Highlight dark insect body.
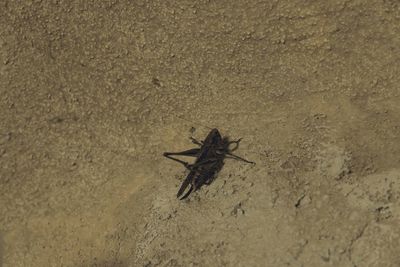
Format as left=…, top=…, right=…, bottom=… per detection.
left=163, top=128, right=254, bottom=200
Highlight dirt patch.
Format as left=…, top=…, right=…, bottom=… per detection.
left=1, top=0, right=400, bottom=266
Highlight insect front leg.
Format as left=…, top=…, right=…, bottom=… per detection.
left=190, top=137, right=204, bottom=146
left=227, top=138, right=243, bottom=152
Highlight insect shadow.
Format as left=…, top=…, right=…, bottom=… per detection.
left=163, top=128, right=255, bottom=200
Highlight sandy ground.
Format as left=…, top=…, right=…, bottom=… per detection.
left=1, top=0, right=400, bottom=266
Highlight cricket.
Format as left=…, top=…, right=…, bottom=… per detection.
left=163, top=128, right=255, bottom=200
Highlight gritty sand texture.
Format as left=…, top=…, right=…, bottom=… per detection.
left=1, top=0, right=400, bottom=266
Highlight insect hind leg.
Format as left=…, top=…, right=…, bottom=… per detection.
left=178, top=185, right=193, bottom=200
left=163, top=148, right=200, bottom=169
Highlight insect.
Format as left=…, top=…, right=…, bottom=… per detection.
left=163, top=128, right=255, bottom=200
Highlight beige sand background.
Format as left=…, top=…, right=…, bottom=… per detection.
left=1, top=0, right=400, bottom=266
